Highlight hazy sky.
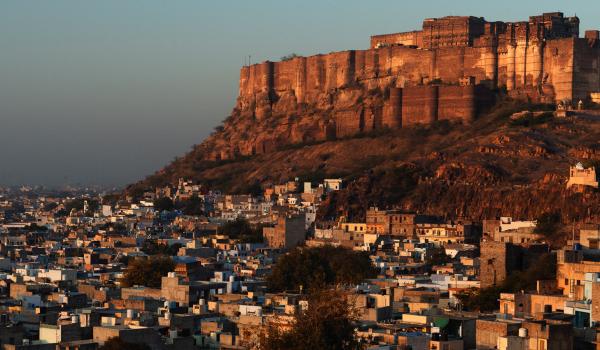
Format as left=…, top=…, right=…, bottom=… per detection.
left=1, top=1, right=598, bottom=187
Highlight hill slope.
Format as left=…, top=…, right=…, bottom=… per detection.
left=128, top=101, right=600, bottom=222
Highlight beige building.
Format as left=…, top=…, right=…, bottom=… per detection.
left=556, top=249, right=600, bottom=298
left=567, top=163, right=599, bottom=189
left=263, top=213, right=306, bottom=249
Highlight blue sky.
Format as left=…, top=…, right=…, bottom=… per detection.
left=0, top=0, right=597, bottom=187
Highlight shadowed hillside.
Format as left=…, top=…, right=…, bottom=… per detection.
left=127, top=100, right=600, bottom=223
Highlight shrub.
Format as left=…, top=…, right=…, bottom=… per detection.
left=261, top=289, right=361, bottom=350
left=267, top=246, right=376, bottom=292
left=121, top=256, right=174, bottom=288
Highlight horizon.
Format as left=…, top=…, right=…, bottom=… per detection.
left=1, top=0, right=598, bottom=187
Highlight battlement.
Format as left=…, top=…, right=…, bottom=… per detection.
left=421, top=16, right=486, bottom=49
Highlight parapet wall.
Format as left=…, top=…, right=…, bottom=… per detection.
left=370, top=31, right=423, bottom=48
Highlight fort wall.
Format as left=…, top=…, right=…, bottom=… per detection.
left=402, top=86, right=438, bottom=126
left=211, top=12, right=600, bottom=160
left=438, top=85, right=476, bottom=122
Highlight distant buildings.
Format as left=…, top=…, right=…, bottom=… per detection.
left=3, top=160, right=600, bottom=350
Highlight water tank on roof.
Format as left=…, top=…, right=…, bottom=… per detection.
left=519, top=328, right=528, bottom=338
left=71, top=315, right=79, bottom=324
left=126, top=309, right=135, bottom=319
left=574, top=243, right=582, bottom=251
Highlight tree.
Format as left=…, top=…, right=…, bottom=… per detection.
left=239, top=181, right=263, bottom=197
left=142, top=240, right=183, bottom=256
left=219, top=218, right=264, bottom=242
left=99, top=337, right=151, bottom=350
left=101, top=193, right=121, bottom=206
left=281, top=53, right=300, bottom=61
left=267, top=246, right=376, bottom=292
left=175, top=195, right=204, bottom=215
left=154, top=197, right=174, bottom=212
left=455, top=286, right=502, bottom=312
left=425, top=246, right=450, bottom=266
left=121, top=256, right=175, bottom=288
left=64, top=198, right=99, bottom=216
left=534, top=212, right=565, bottom=248
left=261, top=289, right=361, bottom=350
left=534, top=212, right=561, bottom=238
left=43, top=202, right=59, bottom=212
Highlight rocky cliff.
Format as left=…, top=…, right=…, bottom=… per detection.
left=130, top=100, right=600, bottom=223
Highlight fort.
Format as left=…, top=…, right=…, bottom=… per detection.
left=209, top=12, right=600, bottom=160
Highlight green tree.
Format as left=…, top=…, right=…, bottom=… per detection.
left=261, top=289, right=362, bottom=350
left=267, top=246, right=376, bottom=292
left=121, top=256, right=175, bottom=288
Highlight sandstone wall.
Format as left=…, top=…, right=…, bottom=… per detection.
left=402, top=86, right=438, bottom=126
left=382, top=87, right=402, bottom=128
left=573, top=38, right=600, bottom=101
left=213, top=13, right=600, bottom=161
left=370, top=31, right=423, bottom=48
left=438, top=85, right=476, bottom=122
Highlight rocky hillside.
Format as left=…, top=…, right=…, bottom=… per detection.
left=128, top=98, right=600, bottom=223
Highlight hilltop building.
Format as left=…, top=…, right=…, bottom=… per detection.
left=567, top=162, right=599, bottom=189
left=211, top=12, right=600, bottom=161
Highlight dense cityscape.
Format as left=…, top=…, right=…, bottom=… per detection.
left=4, top=4, right=600, bottom=350
left=0, top=168, right=598, bottom=349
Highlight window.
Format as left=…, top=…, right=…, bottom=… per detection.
left=538, top=339, right=547, bottom=350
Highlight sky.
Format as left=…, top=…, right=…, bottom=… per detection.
left=1, top=1, right=598, bottom=187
